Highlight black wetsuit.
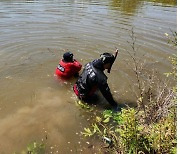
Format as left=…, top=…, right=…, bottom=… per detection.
left=74, top=59, right=117, bottom=107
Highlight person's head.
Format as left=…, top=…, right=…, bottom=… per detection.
left=63, top=52, right=74, bottom=62
left=100, top=53, right=115, bottom=72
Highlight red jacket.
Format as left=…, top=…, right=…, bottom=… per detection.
left=55, top=59, right=82, bottom=78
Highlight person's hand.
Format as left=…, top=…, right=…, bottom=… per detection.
left=112, top=104, right=121, bottom=112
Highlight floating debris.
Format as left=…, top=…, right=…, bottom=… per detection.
left=103, top=136, right=112, bottom=145
left=5, top=76, right=12, bottom=79
left=165, top=33, right=169, bottom=36
left=86, top=142, right=90, bottom=145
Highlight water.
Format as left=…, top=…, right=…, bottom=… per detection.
left=0, top=0, right=176, bottom=153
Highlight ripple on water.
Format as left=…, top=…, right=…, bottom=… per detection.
left=0, top=0, right=176, bottom=153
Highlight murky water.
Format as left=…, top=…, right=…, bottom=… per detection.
left=0, top=0, right=176, bottom=153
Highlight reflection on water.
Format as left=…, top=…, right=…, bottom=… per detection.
left=110, top=0, right=143, bottom=15
left=110, top=0, right=176, bottom=15
left=148, top=0, right=177, bottom=6
left=0, top=0, right=176, bottom=153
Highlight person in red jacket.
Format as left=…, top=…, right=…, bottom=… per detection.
left=55, top=52, right=82, bottom=79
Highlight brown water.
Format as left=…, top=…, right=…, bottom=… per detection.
left=0, top=0, right=176, bottom=153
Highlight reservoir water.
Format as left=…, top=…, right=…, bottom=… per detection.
left=0, top=0, right=176, bottom=153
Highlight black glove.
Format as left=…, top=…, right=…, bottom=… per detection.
left=112, top=104, right=121, bottom=112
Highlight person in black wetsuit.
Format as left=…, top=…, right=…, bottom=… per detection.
left=73, top=51, right=119, bottom=109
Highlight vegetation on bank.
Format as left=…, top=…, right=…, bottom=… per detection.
left=16, top=31, right=176, bottom=154
left=81, top=30, right=177, bottom=154
left=17, top=142, right=45, bottom=154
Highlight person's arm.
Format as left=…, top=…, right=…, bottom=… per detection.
left=72, top=59, right=82, bottom=72
left=66, top=60, right=81, bottom=77
left=99, top=82, right=118, bottom=107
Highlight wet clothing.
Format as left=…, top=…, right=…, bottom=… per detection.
left=55, top=59, right=82, bottom=78
left=73, top=59, right=117, bottom=107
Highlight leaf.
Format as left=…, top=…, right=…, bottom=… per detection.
left=92, top=123, right=101, bottom=134
left=103, top=110, right=113, bottom=118
left=82, top=128, right=94, bottom=137
left=115, top=128, right=121, bottom=133
left=96, top=116, right=102, bottom=123
left=26, top=142, right=45, bottom=154
left=76, top=101, right=92, bottom=110
left=102, top=128, right=106, bottom=134
left=138, top=125, right=144, bottom=131
left=103, top=117, right=110, bottom=123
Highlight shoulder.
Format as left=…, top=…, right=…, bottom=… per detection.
left=73, top=59, right=81, bottom=64
left=83, top=62, right=97, bottom=82
left=59, top=59, right=67, bottom=66
left=90, top=64, right=107, bottom=84
left=96, top=70, right=107, bottom=85
left=73, top=60, right=82, bottom=67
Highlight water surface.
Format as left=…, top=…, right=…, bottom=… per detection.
left=0, top=0, right=176, bottom=153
